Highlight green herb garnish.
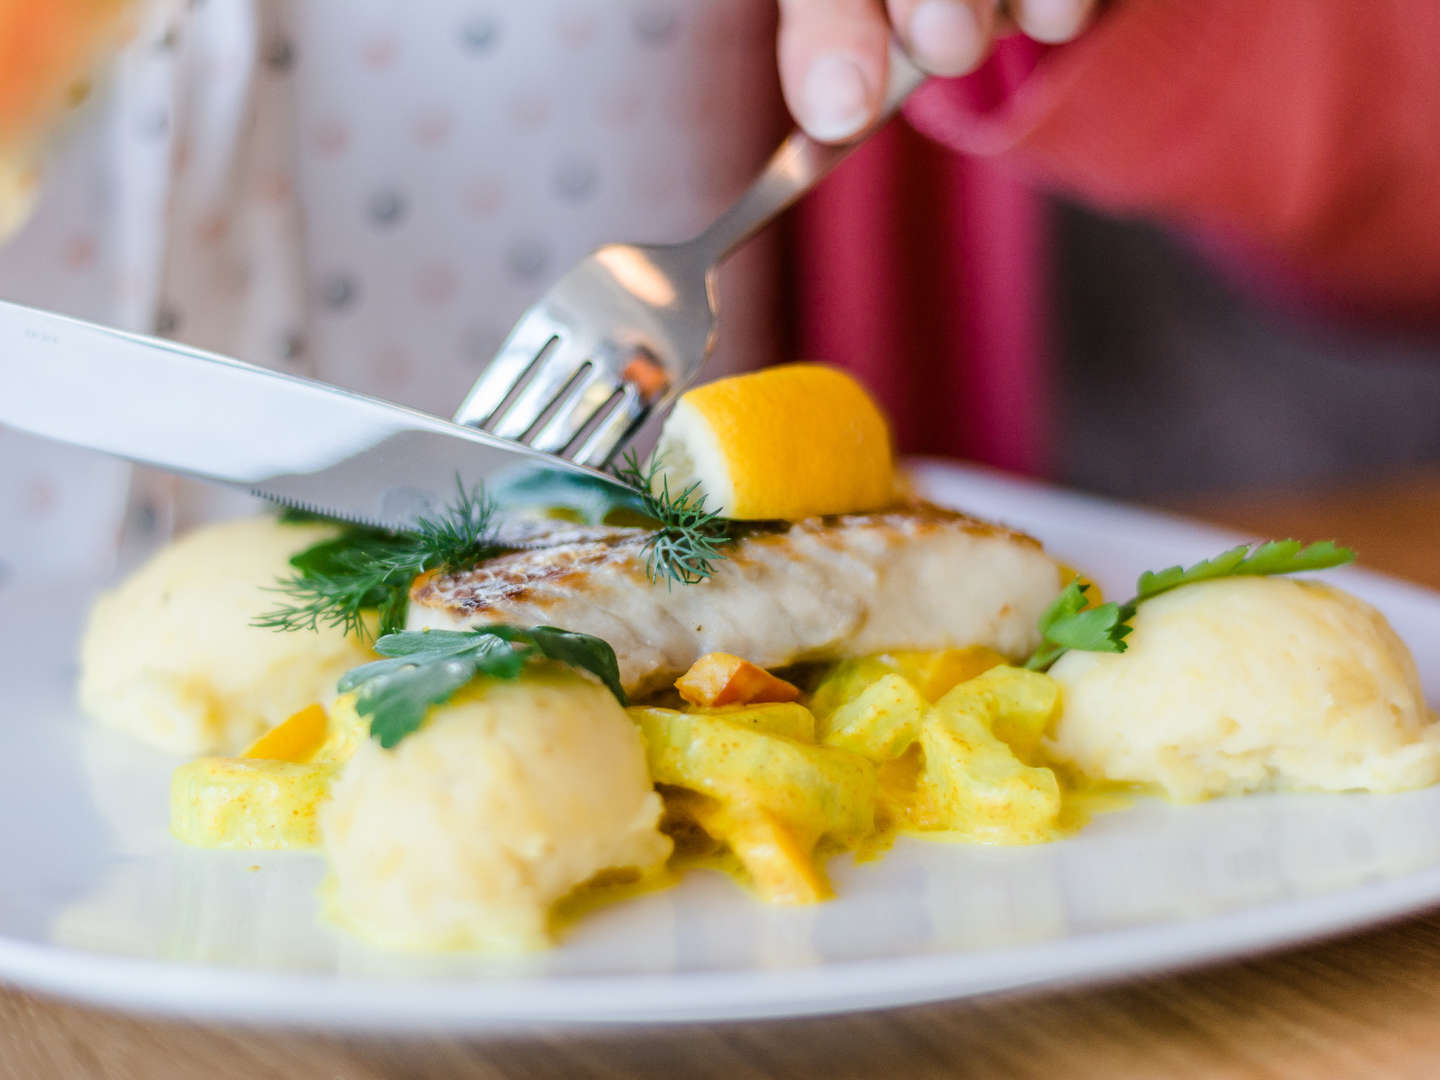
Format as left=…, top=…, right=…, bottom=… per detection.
left=338, top=625, right=626, bottom=747
left=611, top=451, right=734, bottom=587
left=258, top=456, right=735, bottom=643
left=1024, top=539, right=1356, bottom=671
left=255, top=481, right=502, bottom=639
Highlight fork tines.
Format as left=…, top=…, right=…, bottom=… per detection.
left=453, top=315, right=656, bottom=468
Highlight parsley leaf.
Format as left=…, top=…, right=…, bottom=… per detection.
left=517, top=625, right=626, bottom=704
left=1025, top=539, right=1355, bottom=671
left=1038, top=579, right=1091, bottom=631
left=1135, top=539, right=1356, bottom=601
left=1024, top=582, right=1127, bottom=671
left=337, top=625, right=627, bottom=748
left=1043, top=601, right=1129, bottom=651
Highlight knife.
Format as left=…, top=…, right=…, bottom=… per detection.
left=0, top=299, right=625, bottom=530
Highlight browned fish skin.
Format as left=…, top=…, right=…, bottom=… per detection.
left=409, top=503, right=1062, bottom=698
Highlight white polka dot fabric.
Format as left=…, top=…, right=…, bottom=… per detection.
left=0, top=0, right=784, bottom=577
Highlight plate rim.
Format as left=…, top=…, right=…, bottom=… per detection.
left=4, top=862, right=1440, bottom=1031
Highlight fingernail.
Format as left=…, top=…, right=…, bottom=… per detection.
left=909, top=0, right=985, bottom=76
left=802, top=54, right=870, bottom=141
left=1017, top=0, right=1092, bottom=43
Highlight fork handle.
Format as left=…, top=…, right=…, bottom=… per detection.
left=690, top=40, right=928, bottom=267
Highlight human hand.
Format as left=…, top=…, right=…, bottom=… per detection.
left=777, top=0, right=1097, bottom=141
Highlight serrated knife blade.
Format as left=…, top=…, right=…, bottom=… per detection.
left=0, top=299, right=624, bottom=529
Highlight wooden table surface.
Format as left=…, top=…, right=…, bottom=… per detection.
left=5, top=470, right=1439, bottom=1080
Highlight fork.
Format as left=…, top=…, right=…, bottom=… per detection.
left=453, top=43, right=927, bottom=469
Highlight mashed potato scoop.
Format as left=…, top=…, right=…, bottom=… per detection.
left=79, top=517, right=374, bottom=756
left=1048, top=577, right=1439, bottom=800
left=321, top=667, right=670, bottom=952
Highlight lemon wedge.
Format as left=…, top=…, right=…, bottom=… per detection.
left=651, top=364, right=895, bottom=521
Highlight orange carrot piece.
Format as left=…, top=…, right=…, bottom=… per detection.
left=675, top=652, right=801, bottom=708
left=244, top=703, right=328, bottom=762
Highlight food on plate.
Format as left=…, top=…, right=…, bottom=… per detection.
left=167, top=623, right=632, bottom=854
left=319, top=668, right=669, bottom=952
left=635, top=703, right=878, bottom=902
left=171, top=635, right=1073, bottom=908
left=648, top=363, right=894, bottom=520
left=674, top=652, right=801, bottom=707
left=1048, top=577, right=1439, bottom=800
left=171, top=755, right=338, bottom=849
left=78, top=363, right=1435, bottom=954
left=818, top=672, right=931, bottom=759
left=626, top=657, right=1067, bottom=902
left=809, top=646, right=1008, bottom=723
left=809, top=659, right=1063, bottom=842
left=241, top=702, right=329, bottom=762
left=408, top=504, right=1063, bottom=699
left=889, top=667, right=1063, bottom=842
left=78, top=517, right=374, bottom=755
left=169, top=697, right=369, bottom=849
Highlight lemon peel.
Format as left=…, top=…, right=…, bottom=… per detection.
left=652, top=364, right=895, bottom=521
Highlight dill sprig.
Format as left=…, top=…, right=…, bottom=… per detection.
left=612, top=451, right=734, bottom=587
left=254, top=480, right=502, bottom=640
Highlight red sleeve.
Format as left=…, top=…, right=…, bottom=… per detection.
left=905, top=1, right=1440, bottom=318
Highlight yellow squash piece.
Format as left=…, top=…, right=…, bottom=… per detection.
left=631, top=702, right=818, bottom=742
left=633, top=708, right=875, bottom=845
left=894, top=647, right=1009, bottom=702
left=958, top=666, right=1061, bottom=764
left=809, top=647, right=1007, bottom=721
left=171, top=757, right=338, bottom=849
left=705, top=702, right=818, bottom=742
left=719, top=812, right=831, bottom=904
left=807, top=657, right=898, bottom=724
left=172, top=693, right=374, bottom=850
left=665, top=789, right=830, bottom=905
left=818, top=674, right=927, bottom=760
left=705, top=702, right=820, bottom=741
left=895, top=670, right=1063, bottom=844
left=632, top=706, right=875, bottom=901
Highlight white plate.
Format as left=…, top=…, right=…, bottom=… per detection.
left=3, top=461, right=1439, bottom=1033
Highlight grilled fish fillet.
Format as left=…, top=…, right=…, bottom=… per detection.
left=408, top=503, right=1062, bottom=699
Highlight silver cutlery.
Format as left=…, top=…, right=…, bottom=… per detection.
left=453, top=43, right=926, bottom=467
